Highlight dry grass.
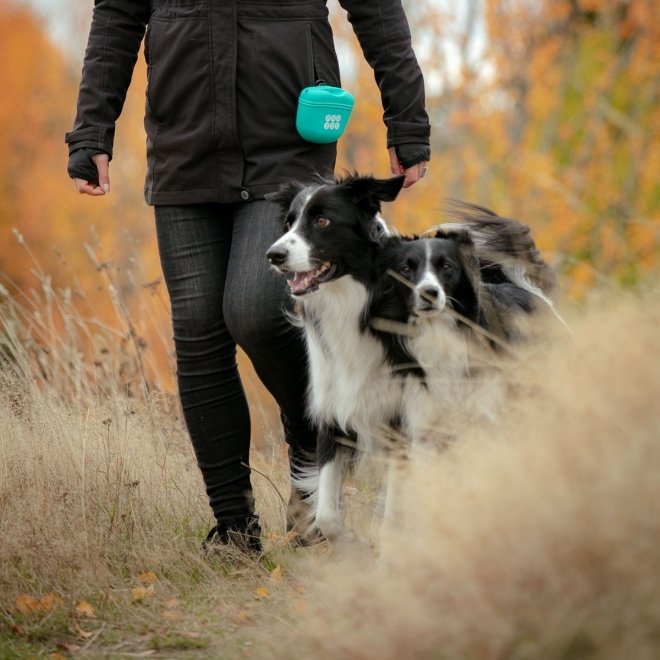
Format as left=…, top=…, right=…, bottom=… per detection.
left=259, top=286, right=660, bottom=660
left=1, top=266, right=659, bottom=658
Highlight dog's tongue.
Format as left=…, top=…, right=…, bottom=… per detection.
left=289, top=271, right=314, bottom=295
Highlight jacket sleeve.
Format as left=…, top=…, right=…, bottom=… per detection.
left=338, top=0, right=430, bottom=148
left=65, top=0, right=150, bottom=157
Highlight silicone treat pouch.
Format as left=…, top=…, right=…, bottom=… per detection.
left=296, top=84, right=355, bottom=144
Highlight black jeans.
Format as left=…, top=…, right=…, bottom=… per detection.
left=155, top=201, right=315, bottom=524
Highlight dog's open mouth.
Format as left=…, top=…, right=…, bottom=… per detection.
left=289, top=261, right=337, bottom=295
left=414, top=306, right=442, bottom=318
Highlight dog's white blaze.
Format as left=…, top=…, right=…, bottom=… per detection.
left=303, top=276, right=402, bottom=449
left=269, top=226, right=314, bottom=271
left=413, top=241, right=446, bottom=313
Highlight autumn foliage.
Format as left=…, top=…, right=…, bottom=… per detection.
left=0, top=0, right=658, bottom=387
left=336, top=0, right=659, bottom=297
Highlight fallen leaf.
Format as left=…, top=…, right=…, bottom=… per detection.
left=138, top=570, right=158, bottom=585
left=254, top=586, right=269, bottom=600
left=270, top=564, right=283, bottom=582
left=15, top=594, right=39, bottom=615
left=75, top=600, right=96, bottom=618
left=38, top=593, right=62, bottom=612
left=131, top=586, right=149, bottom=603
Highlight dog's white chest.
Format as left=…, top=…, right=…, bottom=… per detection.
left=302, top=277, right=401, bottom=441
left=402, top=318, right=470, bottom=442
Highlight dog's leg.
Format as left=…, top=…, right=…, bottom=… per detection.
left=314, top=428, right=354, bottom=543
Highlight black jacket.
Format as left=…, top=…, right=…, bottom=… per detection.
left=66, top=0, right=430, bottom=205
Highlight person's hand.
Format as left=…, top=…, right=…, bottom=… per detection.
left=388, top=146, right=429, bottom=189
left=69, top=150, right=110, bottom=196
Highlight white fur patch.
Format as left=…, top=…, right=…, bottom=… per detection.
left=302, top=276, right=402, bottom=453
left=268, top=226, right=314, bottom=272
left=402, top=315, right=505, bottom=445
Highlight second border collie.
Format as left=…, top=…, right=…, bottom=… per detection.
left=371, top=220, right=559, bottom=446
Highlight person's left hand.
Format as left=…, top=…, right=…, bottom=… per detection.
left=388, top=146, right=429, bottom=188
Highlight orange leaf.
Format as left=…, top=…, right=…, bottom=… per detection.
left=75, top=601, right=96, bottom=618
left=138, top=570, right=157, bottom=585
left=15, top=594, right=39, bottom=615
left=254, top=586, right=269, bottom=600
left=38, top=593, right=62, bottom=612
left=131, top=586, right=148, bottom=603
left=270, top=564, right=283, bottom=583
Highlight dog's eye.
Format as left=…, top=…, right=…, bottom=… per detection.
left=400, top=265, right=412, bottom=276
left=442, top=263, right=454, bottom=271
left=315, top=216, right=331, bottom=228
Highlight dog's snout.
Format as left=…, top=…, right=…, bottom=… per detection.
left=420, top=286, right=440, bottom=301
left=267, top=246, right=288, bottom=266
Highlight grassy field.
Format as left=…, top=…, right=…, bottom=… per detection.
left=1, top=277, right=659, bottom=659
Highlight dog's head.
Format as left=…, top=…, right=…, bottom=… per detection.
left=376, top=230, right=481, bottom=321
left=266, top=174, right=405, bottom=297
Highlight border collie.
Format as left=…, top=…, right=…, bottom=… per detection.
left=267, top=175, right=560, bottom=544
left=370, top=216, right=560, bottom=446
left=266, top=174, right=406, bottom=543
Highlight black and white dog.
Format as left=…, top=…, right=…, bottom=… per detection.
left=371, top=214, right=559, bottom=446
left=267, top=175, right=407, bottom=542
left=267, top=175, right=559, bottom=543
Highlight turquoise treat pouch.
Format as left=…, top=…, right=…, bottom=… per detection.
left=296, top=84, right=355, bottom=144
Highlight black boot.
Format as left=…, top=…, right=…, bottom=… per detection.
left=202, top=514, right=262, bottom=556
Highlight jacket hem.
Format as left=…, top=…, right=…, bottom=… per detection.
left=146, top=184, right=284, bottom=206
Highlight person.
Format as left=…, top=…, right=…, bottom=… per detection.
left=66, top=0, right=430, bottom=554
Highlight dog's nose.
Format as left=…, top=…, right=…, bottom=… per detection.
left=267, top=246, right=288, bottom=266
left=420, top=286, right=440, bottom=301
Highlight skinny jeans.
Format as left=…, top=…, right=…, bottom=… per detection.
left=155, top=201, right=315, bottom=524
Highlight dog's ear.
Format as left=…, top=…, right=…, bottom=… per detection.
left=340, top=175, right=405, bottom=215
left=265, top=180, right=307, bottom=211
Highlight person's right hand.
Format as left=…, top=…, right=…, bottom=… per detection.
left=66, top=147, right=110, bottom=197
left=74, top=152, right=110, bottom=195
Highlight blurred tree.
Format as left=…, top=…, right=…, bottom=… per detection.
left=335, top=0, right=658, bottom=296
left=0, top=3, right=169, bottom=388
